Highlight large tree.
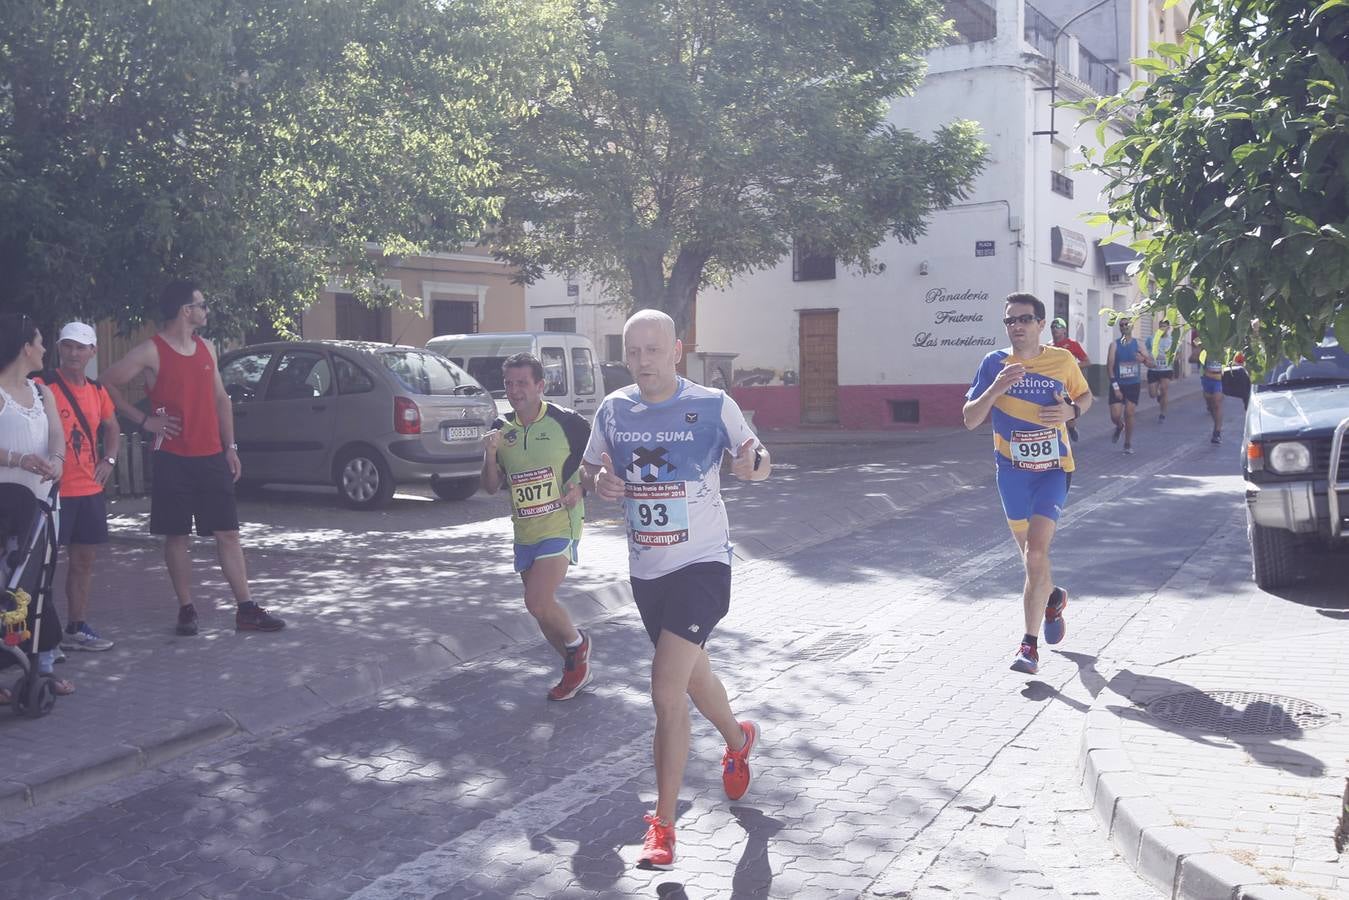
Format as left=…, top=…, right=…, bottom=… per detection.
left=1077, top=0, right=1349, bottom=368
left=0, top=0, right=569, bottom=337
left=492, top=0, right=987, bottom=336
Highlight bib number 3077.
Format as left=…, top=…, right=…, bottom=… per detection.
left=1010, top=427, right=1062, bottom=471
left=625, top=482, right=690, bottom=547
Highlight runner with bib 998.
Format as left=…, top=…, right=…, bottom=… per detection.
left=962, top=293, right=1093, bottom=676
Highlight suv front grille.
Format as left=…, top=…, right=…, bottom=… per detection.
left=1310, top=437, right=1349, bottom=476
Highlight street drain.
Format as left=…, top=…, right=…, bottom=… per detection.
left=801, top=631, right=873, bottom=662
left=1146, top=691, right=1336, bottom=736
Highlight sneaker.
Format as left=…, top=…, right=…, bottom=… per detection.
left=176, top=603, right=199, bottom=636
left=636, top=814, right=676, bottom=870
left=1044, top=587, right=1068, bottom=645
left=722, top=720, right=759, bottom=801
left=1123, top=445, right=1135, bottom=455
left=53, top=646, right=67, bottom=664
left=1211, top=431, right=1222, bottom=444
left=1112, top=423, right=1124, bottom=444
left=236, top=602, right=285, bottom=632
left=547, top=629, right=594, bottom=701
left=1010, top=642, right=1039, bottom=675
left=61, top=622, right=114, bottom=652
left=1159, top=413, right=1166, bottom=422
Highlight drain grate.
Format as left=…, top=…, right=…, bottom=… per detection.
left=1146, top=690, right=1336, bottom=736
left=800, top=630, right=873, bottom=663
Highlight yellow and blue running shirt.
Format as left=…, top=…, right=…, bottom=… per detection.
left=966, top=345, right=1090, bottom=473
left=494, top=402, right=591, bottom=545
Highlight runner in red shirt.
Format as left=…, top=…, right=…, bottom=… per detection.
left=1051, top=318, right=1090, bottom=442
left=102, top=280, right=286, bottom=637
left=40, top=322, right=120, bottom=652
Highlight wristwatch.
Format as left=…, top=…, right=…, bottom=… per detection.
left=1066, top=400, right=1081, bottom=421
left=227, top=442, right=239, bottom=451
left=104, top=456, right=116, bottom=466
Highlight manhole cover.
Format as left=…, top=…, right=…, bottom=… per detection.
left=1146, top=691, right=1336, bottom=736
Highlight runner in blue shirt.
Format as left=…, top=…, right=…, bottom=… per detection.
left=583, top=309, right=771, bottom=871
left=1105, top=316, right=1155, bottom=454
left=964, top=292, right=1093, bottom=676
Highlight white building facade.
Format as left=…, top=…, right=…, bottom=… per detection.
left=525, top=0, right=1190, bottom=428
left=693, top=0, right=1159, bottom=429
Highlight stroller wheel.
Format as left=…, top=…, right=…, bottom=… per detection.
left=12, top=673, right=56, bottom=719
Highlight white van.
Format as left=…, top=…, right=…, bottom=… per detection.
left=426, top=332, right=604, bottom=418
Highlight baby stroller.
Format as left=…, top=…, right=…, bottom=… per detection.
left=0, top=482, right=62, bottom=718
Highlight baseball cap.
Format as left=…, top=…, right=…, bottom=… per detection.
left=1051, top=317, right=1067, bottom=329
left=59, top=321, right=97, bottom=346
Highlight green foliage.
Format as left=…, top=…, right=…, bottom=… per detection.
left=0, top=0, right=568, bottom=339
left=492, top=0, right=987, bottom=335
left=1073, top=0, right=1349, bottom=372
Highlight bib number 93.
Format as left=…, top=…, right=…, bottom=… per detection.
left=634, top=503, right=669, bottom=527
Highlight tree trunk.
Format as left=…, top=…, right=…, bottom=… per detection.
left=625, top=246, right=708, bottom=340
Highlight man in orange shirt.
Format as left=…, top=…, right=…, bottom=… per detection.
left=42, top=322, right=119, bottom=652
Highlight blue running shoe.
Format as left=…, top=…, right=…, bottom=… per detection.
left=1044, top=587, right=1068, bottom=645
left=1010, top=642, right=1039, bottom=675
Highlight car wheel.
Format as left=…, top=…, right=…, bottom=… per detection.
left=335, top=446, right=396, bottom=510
left=1249, top=518, right=1299, bottom=590
left=431, top=476, right=480, bottom=501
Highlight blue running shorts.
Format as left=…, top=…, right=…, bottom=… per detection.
left=995, top=467, right=1070, bottom=534
left=514, top=537, right=578, bottom=573
left=1201, top=376, right=1223, bottom=395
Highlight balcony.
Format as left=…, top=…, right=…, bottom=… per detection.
left=1024, top=2, right=1121, bottom=96
left=943, top=0, right=997, bottom=44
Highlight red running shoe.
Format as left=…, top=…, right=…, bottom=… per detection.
left=636, top=813, right=675, bottom=870
left=722, top=721, right=759, bottom=800
left=547, top=629, right=593, bottom=701
left=1044, top=587, right=1068, bottom=645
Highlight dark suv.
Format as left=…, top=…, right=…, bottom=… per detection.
left=1241, top=330, right=1349, bottom=588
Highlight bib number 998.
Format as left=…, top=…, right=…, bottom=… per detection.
left=1017, top=439, right=1054, bottom=459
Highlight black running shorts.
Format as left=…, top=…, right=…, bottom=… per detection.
left=149, top=451, right=241, bottom=537
left=631, top=561, right=731, bottom=648
left=58, top=492, right=109, bottom=546
left=1111, top=382, right=1142, bottom=405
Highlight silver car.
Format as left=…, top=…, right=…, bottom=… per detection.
left=219, top=340, right=496, bottom=509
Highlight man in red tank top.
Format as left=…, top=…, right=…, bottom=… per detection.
left=103, top=280, right=286, bottom=636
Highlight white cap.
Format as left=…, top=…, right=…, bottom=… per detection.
left=58, top=322, right=97, bottom=346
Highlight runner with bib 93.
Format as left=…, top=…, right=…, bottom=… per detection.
left=962, top=293, right=1093, bottom=676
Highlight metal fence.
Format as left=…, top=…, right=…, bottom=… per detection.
left=108, top=432, right=153, bottom=497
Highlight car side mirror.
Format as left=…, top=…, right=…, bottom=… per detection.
left=1221, top=366, right=1251, bottom=406
left=225, top=383, right=255, bottom=403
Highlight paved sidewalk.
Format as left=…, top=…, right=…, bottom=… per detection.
left=1077, top=505, right=1349, bottom=900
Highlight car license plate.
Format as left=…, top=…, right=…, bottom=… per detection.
left=441, top=425, right=480, bottom=442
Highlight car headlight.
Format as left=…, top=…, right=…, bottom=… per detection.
left=1266, top=441, right=1312, bottom=474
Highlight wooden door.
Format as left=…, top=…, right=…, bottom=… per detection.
left=799, top=310, right=839, bottom=424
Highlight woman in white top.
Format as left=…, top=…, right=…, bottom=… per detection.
left=0, top=314, right=72, bottom=697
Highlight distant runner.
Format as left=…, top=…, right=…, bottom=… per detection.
left=1050, top=317, right=1089, bottom=443
left=1106, top=317, right=1154, bottom=454
left=963, top=292, right=1092, bottom=676
left=1200, top=348, right=1225, bottom=443
left=1146, top=318, right=1177, bottom=421
left=481, top=353, right=593, bottom=701
left=584, top=309, right=770, bottom=870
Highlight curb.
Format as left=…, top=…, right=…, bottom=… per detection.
left=1078, top=686, right=1317, bottom=900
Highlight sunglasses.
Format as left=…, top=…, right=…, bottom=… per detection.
left=1002, top=314, right=1041, bottom=326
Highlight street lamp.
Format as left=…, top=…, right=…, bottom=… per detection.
left=1032, top=0, right=1120, bottom=139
